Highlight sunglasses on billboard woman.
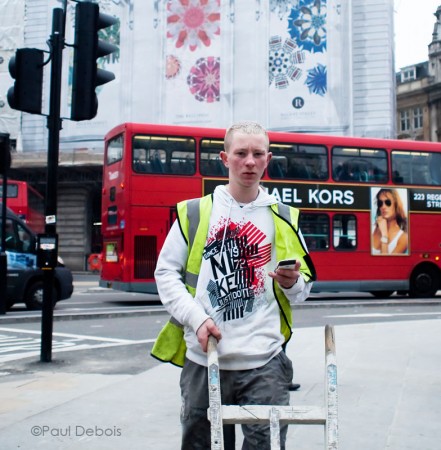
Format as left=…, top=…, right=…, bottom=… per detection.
left=377, top=199, right=392, bottom=207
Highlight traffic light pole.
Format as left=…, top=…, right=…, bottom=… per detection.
left=0, top=135, right=9, bottom=315
left=40, top=7, right=65, bottom=363
left=0, top=174, right=7, bottom=315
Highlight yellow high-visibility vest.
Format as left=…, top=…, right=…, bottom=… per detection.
left=151, top=194, right=316, bottom=367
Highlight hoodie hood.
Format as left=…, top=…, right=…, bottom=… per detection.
left=214, top=184, right=278, bottom=255
left=214, top=184, right=278, bottom=210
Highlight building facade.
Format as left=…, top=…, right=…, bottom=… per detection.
left=0, top=0, right=396, bottom=270
left=396, top=5, right=441, bottom=142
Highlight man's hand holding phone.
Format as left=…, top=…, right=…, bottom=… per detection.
left=269, top=258, right=301, bottom=289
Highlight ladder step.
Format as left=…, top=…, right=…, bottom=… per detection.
left=213, top=405, right=326, bottom=425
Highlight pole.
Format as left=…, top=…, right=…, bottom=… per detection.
left=40, top=8, right=65, bottom=362
left=0, top=135, right=9, bottom=314
left=0, top=176, right=7, bottom=315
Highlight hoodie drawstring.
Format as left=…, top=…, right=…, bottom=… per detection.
left=219, top=197, right=233, bottom=256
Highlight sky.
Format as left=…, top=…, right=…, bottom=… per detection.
left=394, top=0, right=441, bottom=70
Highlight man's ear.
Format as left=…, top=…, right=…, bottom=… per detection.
left=266, top=152, right=273, bottom=166
left=220, top=150, right=229, bottom=167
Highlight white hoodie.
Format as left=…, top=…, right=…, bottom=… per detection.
left=154, top=185, right=311, bottom=370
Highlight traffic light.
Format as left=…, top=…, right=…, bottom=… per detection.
left=0, top=134, right=11, bottom=175
left=7, top=48, right=44, bottom=114
left=71, top=1, right=118, bottom=121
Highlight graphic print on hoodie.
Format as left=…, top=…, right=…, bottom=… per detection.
left=202, top=212, right=273, bottom=323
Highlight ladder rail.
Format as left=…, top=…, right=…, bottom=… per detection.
left=207, top=335, right=224, bottom=450
left=325, top=324, right=338, bottom=449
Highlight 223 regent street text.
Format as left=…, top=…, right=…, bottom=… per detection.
left=203, top=180, right=441, bottom=212
left=30, top=424, right=122, bottom=438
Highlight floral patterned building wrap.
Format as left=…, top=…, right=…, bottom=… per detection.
left=164, top=0, right=222, bottom=124
left=268, top=0, right=349, bottom=132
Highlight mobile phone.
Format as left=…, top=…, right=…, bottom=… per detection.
left=276, top=259, right=297, bottom=270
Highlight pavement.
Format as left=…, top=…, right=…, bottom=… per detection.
left=1, top=315, right=441, bottom=450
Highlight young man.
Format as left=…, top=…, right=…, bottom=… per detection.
left=152, top=121, right=316, bottom=449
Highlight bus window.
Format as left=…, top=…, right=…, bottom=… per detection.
left=200, top=139, right=228, bottom=176
left=107, top=134, right=123, bottom=165
left=299, top=213, right=329, bottom=250
left=333, top=214, right=357, bottom=250
left=332, top=147, right=387, bottom=183
left=132, top=135, right=195, bottom=175
left=391, top=150, right=441, bottom=186
left=269, top=143, right=328, bottom=180
left=267, top=155, right=287, bottom=178
left=0, top=183, right=18, bottom=198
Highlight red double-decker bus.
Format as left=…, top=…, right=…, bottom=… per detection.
left=100, top=122, right=441, bottom=298
left=0, top=180, right=44, bottom=233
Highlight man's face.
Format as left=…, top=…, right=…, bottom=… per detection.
left=221, top=132, right=271, bottom=188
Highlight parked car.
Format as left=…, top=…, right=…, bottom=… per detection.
left=1, top=206, right=73, bottom=310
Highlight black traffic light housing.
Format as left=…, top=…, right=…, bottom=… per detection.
left=7, top=48, right=44, bottom=114
left=71, top=1, right=118, bottom=121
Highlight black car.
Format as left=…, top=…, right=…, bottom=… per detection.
left=1, top=206, right=73, bottom=310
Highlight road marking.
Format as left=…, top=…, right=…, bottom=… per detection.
left=3, top=306, right=164, bottom=320
left=0, top=326, right=137, bottom=343
left=325, top=312, right=441, bottom=318
left=0, top=327, right=156, bottom=363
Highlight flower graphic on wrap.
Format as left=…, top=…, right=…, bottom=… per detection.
left=305, top=63, right=327, bottom=96
left=187, top=56, right=220, bottom=102
left=269, top=35, right=305, bottom=89
left=167, top=0, right=221, bottom=51
left=165, top=55, right=182, bottom=79
left=288, top=0, right=327, bottom=53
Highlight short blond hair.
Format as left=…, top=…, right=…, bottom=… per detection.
left=224, top=121, right=269, bottom=152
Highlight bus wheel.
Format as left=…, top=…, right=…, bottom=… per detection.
left=25, top=281, right=57, bottom=310
left=409, top=265, right=440, bottom=298
left=370, top=291, right=394, bottom=298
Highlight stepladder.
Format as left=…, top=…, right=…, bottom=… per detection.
left=207, top=325, right=338, bottom=450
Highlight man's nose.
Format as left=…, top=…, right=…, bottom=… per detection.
left=244, top=153, right=256, bottom=165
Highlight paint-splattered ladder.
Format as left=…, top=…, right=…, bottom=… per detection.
left=207, top=325, right=338, bottom=450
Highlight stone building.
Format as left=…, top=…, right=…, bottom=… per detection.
left=396, top=5, right=441, bottom=142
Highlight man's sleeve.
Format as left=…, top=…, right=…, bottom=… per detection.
left=154, top=221, right=210, bottom=332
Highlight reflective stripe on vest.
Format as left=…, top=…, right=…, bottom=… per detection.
left=177, top=195, right=213, bottom=294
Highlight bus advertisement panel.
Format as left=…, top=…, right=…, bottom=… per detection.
left=100, top=123, right=441, bottom=298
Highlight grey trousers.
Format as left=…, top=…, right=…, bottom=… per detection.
left=180, top=351, right=293, bottom=450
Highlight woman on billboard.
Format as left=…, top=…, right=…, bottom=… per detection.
left=372, top=188, right=409, bottom=255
